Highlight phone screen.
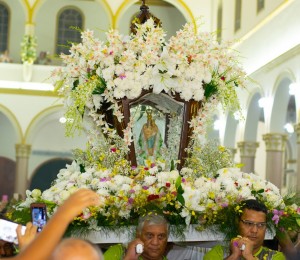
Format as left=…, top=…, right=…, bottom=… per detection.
left=30, top=203, right=47, bottom=232
left=0, top=219, right=26, bottom=244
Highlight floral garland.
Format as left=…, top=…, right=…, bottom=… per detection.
left=8, top=19, right=300, bottom=239
left=10, top=160, right=300, bottom=239
left=20, top=34, right=37, bottom=64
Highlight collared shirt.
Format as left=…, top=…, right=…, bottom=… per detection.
left=203, top=244, right=286, bottom=260
left=104, top=244, right=168, bottom=260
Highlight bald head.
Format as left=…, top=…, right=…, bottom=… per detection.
left=50, top=238, right=103, bottom=260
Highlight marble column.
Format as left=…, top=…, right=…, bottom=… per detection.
left=263, top=133, right=287, bottom=189
left=296, top=124, right=300, bottom=191
left=237, top=141, right=259, bottom=173
left=14, top=144, right=31, bottom=198
left=227, top=148, right=237, bottom=162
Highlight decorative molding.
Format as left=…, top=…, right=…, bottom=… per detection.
left=259, top=44, right=300, bottom=73
left=32, top=149, right=72, bottom=157
left=263, top=133, right=288, bottom=151
left=15, top=144, right=31, bottom=158
left=237, top=141, right=259, bottom=157
left=227, top=147, right=237, bottom=155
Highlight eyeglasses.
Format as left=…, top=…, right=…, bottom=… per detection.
left=240, top=219, right=267, bottom=229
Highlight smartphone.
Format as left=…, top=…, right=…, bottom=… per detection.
left=0, top=219, right=26, bottom=244
left=30, top=203, right=47, bottom=232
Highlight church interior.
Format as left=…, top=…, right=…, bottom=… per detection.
left=0, top=0, right=300, bottom=258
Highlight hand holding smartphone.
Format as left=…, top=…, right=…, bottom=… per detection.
left=30, top=203, right=47, bottom=232
left=0, top=219, right=26, bottom=244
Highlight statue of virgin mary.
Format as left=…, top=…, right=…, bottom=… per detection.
left=137, top=109, right=163, bottom=164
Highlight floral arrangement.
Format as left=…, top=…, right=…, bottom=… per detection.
left=8, top=18, right=300, bottom=240
left=20, top=34, right=37, bottom=64
left=52, top=18, right=246, bottom=140
left=9, top=141, right=300, bottom=239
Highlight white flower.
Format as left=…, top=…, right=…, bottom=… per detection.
left=151, top=71, right=173, bottom=94
left=60, top=190, right=71, bottom=201
left=121, top=184, right=131, bottom=192
left=31, top=189, right=42, bottom=199
left=41, top=189, right=55, bottom=202
left=102, top=67, right=115, bottom=81
left=144, top=176, right=157, bottom=186
left=238, top=186, right=252, bottom=199
left=92, top=95, right=103, bottom=110
left=180, top=208, right=191, bottom=226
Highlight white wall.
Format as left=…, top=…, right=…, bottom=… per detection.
left=3, top=0, right=26, bottom=62
left=0, top=112, right=17, bottom=160
left=35, top=0, right=111, bottom=60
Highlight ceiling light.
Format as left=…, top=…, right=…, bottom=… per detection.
left=284, top=123, right=294, bottom=133
left=59, top=117, right=67, bottom=124
left=258, top=97, right=266, bottom=108
left=289, top=83, right=298, bottom=95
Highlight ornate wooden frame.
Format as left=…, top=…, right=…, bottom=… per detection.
left=106, top=90, right=201, bottom=170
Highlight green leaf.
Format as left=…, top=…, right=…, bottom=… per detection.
left=170, top=160, right=175, bottom=171
left=177, top=185, right=184, bottom=195
left=79, top=164, right=85, bottom=173
left=92, top=77, right=107, bottom=94
left=204, top=82, right=218, bottom=99
left=54, top=80, right=64, bottom=92
left=72, top=79, right=79, bottom=90
left=175, top=176, right=182, bottom=189
left=296, top=218, right=300, bottom=227
left=177, top=194, right=185, bottom=206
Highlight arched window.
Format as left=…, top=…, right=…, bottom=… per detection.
left=0, top=3, right=9, bottom=53
left=56, top=8, right=83, bottom=55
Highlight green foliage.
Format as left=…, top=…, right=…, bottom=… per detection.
left=204, top=81, right=218, bottom=99
left=185, top=139, right=235, bottom=178
left=20, top=34, right=37, bottom=64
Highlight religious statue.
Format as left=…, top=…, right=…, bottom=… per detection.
left=137, top=109, right=163, bottom=164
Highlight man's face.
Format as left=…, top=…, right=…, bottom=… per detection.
left=138, top=223, right=168, bottom=260
left=238, top=209, right=267, bottom=250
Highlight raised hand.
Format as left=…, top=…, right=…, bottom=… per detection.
left=16, top=222, right=37, bottom=250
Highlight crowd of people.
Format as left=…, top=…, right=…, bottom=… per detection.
left=1, top=190, right=300, bottom=259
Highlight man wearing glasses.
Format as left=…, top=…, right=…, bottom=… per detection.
left=204, top=199, right=286, bottom=259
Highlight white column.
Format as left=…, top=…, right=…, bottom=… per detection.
left=263, top=133, right=287, bottom=189
left=227, top=147, right=237, bottom=162
left=237, top=141, right=259, bottom=173
left=14, top=144, right=31, bottom=198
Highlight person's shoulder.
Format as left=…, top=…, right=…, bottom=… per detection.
left=260, top=246, right=286, bottom=260
left=272, top=249, right=286, bottom=260
left=203, top=244, right=225, bottom=260
left=103, top=244, right=124, bottom=260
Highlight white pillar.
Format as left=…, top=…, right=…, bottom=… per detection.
left=263, top=133, right=287, bottom=189
left=14, top=144, right=31, bottom=198
left=227, top=147, right=237, bottom=162
left=237, top=141, right=259, bottom=173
